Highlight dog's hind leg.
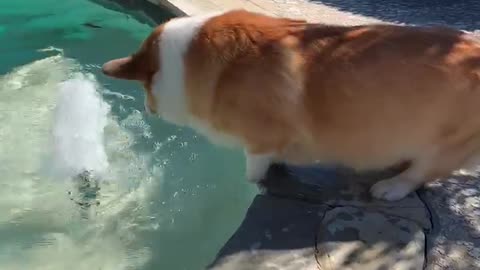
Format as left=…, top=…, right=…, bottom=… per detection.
left=370, top=165, right=428, bottom=201
left=370, top=144, right=476, bottom=201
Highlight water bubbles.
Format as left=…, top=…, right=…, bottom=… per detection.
left=189, top=153, right=199, bottom=162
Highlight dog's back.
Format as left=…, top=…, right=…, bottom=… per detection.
left=296, top=24, right=480, bottom=168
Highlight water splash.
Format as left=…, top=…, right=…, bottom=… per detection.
left=51, top=73, right=110, bottom=180
left=0, top=55, right=159, bottom=270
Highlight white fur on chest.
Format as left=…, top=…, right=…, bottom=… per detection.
left=152, top=13, right=221, bottom=125
left=152, top=12, right=240, bottom=147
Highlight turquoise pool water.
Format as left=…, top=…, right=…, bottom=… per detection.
left=0, top=1, right=256, bottom=269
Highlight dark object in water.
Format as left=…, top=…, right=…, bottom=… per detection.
left=83, top=22, right=103, bottom=29
left=68, top=170, right=100, bottom=208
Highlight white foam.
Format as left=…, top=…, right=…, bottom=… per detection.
left=0, top=55, right=161, bottom=270
left=51, top=73, right=110, bottom=179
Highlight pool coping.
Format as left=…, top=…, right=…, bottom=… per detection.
left=149, top=0, right=383, bottom=24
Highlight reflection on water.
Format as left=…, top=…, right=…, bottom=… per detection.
left=0, top=1, right=256, bottom=269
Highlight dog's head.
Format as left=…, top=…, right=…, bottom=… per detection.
left=102, top=10, right=303, bottom=122
left=102, top=26, right=164, bottom=114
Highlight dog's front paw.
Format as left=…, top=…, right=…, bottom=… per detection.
left=245, top=152, right=272, bottom=184
left=370, top=178, right=415, bottom=201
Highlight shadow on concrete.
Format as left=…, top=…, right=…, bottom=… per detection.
left=419, top=174, right=480, bottom=269
left=312, top=0, right=480, bottom=31
left=209, top=164, right=425, bottom=269
left=211, top=164, right=480, bottom=269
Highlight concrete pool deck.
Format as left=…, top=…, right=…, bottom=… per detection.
left=104, top=0, right=480, bottom=269
left=149, top=0, right=382, bottom=24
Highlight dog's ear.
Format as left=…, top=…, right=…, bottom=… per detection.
left=103, top=25, right=162, bottom=82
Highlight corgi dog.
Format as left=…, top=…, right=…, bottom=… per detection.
left=102, top=10, right=480, bottom=201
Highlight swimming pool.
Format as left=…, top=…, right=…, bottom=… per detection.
left=0, top=1, right=256, bottom=269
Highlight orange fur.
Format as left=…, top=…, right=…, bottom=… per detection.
left=103, top=10, right=480, bottom=200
